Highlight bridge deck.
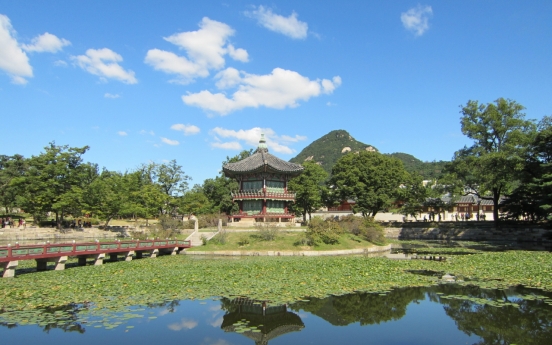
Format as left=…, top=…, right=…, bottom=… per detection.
left=0, top=239, right=191, bottom=278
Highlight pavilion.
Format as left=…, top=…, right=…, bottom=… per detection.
left=223, top=134, right=304, bottom=224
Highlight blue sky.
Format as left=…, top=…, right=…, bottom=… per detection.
left=1, top=1, right=551, bottom=185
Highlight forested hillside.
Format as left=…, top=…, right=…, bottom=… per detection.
left=385, top=153, right=448, bottom=180
left=289, top=130, right=377, bottom=174
left=290, top=130, right=448, bottom=179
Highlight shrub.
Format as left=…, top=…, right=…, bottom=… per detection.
left=210, top=229, right=228, bottom=245
left=305, top=217, right=344, bottom=245
left=157, top=215, right=184, bottom=231
left=335, top=215, right=386, bottom=245
left=255, top=223, right=279, bottom=241
left=237, top=236, right=250, bottom=246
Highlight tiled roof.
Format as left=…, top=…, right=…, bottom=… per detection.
left=223, top=144, right=304, bottom=177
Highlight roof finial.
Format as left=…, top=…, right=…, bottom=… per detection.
left=257, top=133, right=268, bottom=152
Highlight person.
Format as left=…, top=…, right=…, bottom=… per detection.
left=22, top=218, right=26, bottom=229
left=18, top=218, right=22, bottom=228
left=461, top=213, right=465, bottom=221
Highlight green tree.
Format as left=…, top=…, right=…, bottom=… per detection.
left=330, top=151, right=408, bottom=217
left=502, top=116, right=552, bottom=221
left=397, top=173, right=427, bottom=220
left=288, top=161, right=328, bottom=222
left=86, top=169, right=129, bottom=228
left=0, top=154, right=27, bottom=214
left=447, top=98, right=536, bottom=225
left=179, top=184, right=213, bottom=215
left=202, top=149, right=253, bottom=215
left=13, top=143, right=91, bottom=229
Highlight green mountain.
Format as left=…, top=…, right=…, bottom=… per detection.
left=289, top=129, right=378, bottom=174
left=290, top=130, right=448, bottom=179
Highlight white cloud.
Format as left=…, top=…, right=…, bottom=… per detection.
left=117, top=131, right=128, bottom=136
left=0, top=14, right=33, bottom=84
left=226, top=44, right=248, bottom=62
left=72, top=48, right=137, bottom=84
left=54, top=60, right=68, bottom=67
left=210, top=127, right=306, bottom=154
left=183, top=68, right=341, bottom=115
left=139, top=129, right=155, bottom=135
left=401, top=5, right=433, bottom=36
left=104, top=93, right=120, bottom=99
left=167, top=318, right=198, bottom=331
left=214, top=67, right=241, bottom=89
left=161, top=137, right=179, bottom=145
left=171, top=124, right=200, bottom=135
left=22, top=32, right=70, bottom=53
left=211, top=141, right=242, bottom=150
left=145, top=17, right=248, bottom=84
left=245, top=6, right=308, bottom=39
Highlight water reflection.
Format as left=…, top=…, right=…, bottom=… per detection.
left=1, top=285, right=552, bottom=344
left=220, top=297, right=304, bottom=344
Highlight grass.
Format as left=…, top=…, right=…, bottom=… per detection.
left=187, top=230, right=382, bottom=251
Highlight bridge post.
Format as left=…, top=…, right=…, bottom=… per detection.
left=150, top=249, right=159, bottom=258
left=36, top=256, right=68, bottom=271
left=1, top=260, right=18, bottom=278
left=194, top=219, right=199, bottom=231
left=218, top=219, right=222, bottom=232
left=124, top=251, right=135, bottom=261
left=170, top=247, right=179, bottom=255
left=93, top=253, right=105, bottom=266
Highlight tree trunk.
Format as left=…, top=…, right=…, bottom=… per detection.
left=303, top=212, right=307, bottom=223
left=493, top=191, right=500, bottom=228
left=103, top=216, right=113, bottom=229
left=55, top=211, right=60, bottom=230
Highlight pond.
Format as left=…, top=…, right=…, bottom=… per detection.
left=1, top=284, right=551, bottom=344
left=1, top=240, right=551, bottom=344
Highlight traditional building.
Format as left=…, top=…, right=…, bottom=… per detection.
left=223, top=134, right=304, bottom=224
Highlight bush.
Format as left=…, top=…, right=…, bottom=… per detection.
left=305, top=217, right=344, bottom=245
left=255, top=223, right=279, bottom=241
left=157, top=215, right=184, bottom=231
left=237, top=236, right=250, bottom=246
left=210, top=229, right=228, bottom=245
left=335, top=215, right=385, bottom=245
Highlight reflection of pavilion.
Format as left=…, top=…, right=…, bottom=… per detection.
left=221, top=298, right=305, bottom=345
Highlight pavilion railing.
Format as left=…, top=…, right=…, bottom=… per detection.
left=231, top=189, right=296, bottom=200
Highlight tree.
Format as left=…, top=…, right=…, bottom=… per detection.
left=179, top=184, right=213, bottom=215
left=502, top=116, right=552, bottom=221
left=0, top=154, right=27, bottom=213
left=288, top=161, right=328, bottom=222
left=144, top=160, right=190, bottom=216
left=397, top=173, right=427, bottom=220
left=86, top=169, right=129, bottom=228
left=447, top=98, right=536, bottom=225
left=13, top=143, right=91, bottom=229
left=330, top=151, right=408, bottom=217
left=202, top=150, right=253, bottom=215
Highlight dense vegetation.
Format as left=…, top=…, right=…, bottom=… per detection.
left=385, top=152, right=448, bottom=180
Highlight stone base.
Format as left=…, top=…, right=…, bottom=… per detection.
left=1, top=260, right=18, bottom=278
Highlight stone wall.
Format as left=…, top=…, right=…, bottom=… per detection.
left=384, top=224, right=552, bottom=243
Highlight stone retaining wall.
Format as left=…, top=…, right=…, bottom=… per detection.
left=183, top=244, right=392, bottom=256
left=384, top=227, right=552, bottom=243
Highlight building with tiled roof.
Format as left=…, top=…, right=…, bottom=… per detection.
left=223, top=134, right=304, bottom=223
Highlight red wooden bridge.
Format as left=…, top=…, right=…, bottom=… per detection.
left=0, top=239, right=191, bottom=278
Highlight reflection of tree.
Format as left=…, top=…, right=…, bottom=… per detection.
left=290, top=287, right=425, bottom=326
left=442, top=288, right=552, bottom=345
left=147, top=299, right=180, bottom=313
left=220, top=298, right=304, bottom=345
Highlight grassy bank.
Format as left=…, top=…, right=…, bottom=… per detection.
left=188, top=231, right=382, bottom=251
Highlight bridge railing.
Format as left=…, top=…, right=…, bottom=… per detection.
left=0, top=239, right=191, bottom=262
